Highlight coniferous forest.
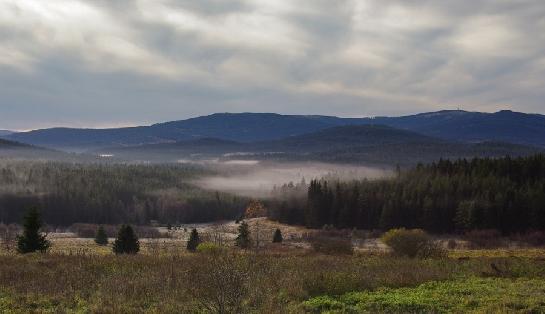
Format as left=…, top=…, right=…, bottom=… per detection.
left=268, top=155, right=545, bottom=234
left=0, top=160, right=247, bottom=226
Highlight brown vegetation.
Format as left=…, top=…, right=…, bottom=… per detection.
left=1, top=250, right=544, bottom=313
left=69, top=223, right=166, bottom=239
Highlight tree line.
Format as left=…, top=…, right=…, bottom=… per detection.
left=268, top=155, right=545, bottom=234
left=0, top=161, right=247, bottom=226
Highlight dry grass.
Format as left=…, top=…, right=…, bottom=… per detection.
left=2, top=221, right=545, bottom=312
left=0, top=248, right=544, bottom=313
left=449, top=248, right=545, bottom=259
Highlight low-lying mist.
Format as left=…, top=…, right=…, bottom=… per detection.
left=193, top=160, right=392, bottom=197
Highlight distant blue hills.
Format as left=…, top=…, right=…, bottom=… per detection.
left=3, top=110, right=545, bottom=151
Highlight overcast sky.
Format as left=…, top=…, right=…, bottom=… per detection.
left=1, top=0, right=544, bottom=130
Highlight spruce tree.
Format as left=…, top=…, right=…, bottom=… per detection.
left=272, top=228, right=283, bottom=243
left=94, top=225, right=108, bottom=246
left=112, top=224, right=139, bottom=254
left=235, top=221, right=251, bottom=249
left=17, top=207, right=51, bottom=254
left=186, top=228, right=200, bottom=252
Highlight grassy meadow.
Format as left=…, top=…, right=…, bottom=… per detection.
left=1, top=227, right=545, bottom=313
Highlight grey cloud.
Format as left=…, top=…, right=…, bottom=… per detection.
left=0, top=0, right=544, bottom=130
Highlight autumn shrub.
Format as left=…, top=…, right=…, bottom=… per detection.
left=189, top=252, right=250, bottom=313
left=381, top=228, right=444, bottom=258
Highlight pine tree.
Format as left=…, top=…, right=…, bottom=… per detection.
left=112, top=224, right=139, bottom=254
left=94, top=225, right=108, bottom=246
left=272, top=228, right=283, bottom=243
left=186, top=228, right=200, bottom=252
left=235, top=221, right=251, bottom=249
left=17, top=207, right=51, bottom=254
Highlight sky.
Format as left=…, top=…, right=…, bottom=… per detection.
left=1, top=0, right=544, bottom=130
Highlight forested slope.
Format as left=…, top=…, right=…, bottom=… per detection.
left=268, top=155, right=545, bottom=233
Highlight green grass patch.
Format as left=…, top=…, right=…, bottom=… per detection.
left=304, top=277, right=545, bottom=313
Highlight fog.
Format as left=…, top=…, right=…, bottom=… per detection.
left=194, top=160, right=391, bottom=197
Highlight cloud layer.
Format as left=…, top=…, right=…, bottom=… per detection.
left=1, top=0, right=544, bottom=129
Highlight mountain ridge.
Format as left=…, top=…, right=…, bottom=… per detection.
left=5, top=109, right=545, bottom=150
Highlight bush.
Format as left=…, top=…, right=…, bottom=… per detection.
left=464, top=229, right=503, bottom=249
left=196, top=242, right=224, bottom=254
left=189, top=252, right=250, bottom=313
left=381, top=228, right=444, bottom=258
left=310, top=236, right=353, bottom=255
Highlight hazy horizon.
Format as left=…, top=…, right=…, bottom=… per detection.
left=1, top=108, right=540, bottom=132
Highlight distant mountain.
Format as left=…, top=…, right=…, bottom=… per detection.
left=0, top=130, right=13, bottom=136
left=6, top=113, right=340, bottom=151
left=97, top=125, right=543, bottom=165
left=6, top=110, right=545, bottom=151
left=362, top=110, right=545, bottom=147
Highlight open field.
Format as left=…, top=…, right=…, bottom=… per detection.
left=1, top=250, right=545, bottom=313
left=1, top=220, right=545, bottom=313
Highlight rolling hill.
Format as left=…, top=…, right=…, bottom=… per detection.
left=0, top=138, right=87, bottom=161
left=362, top=110, right=545, bottom=147
left=0, top=130, right=13, bottom=137
left=96, top=125, right=543, bottom=165
left=5, top=110, right=545, bottom=152
left=5, top=113, right=340, bottom=151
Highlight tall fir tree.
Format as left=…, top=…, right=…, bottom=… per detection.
left=17, top=207, right=51, bottom=254
left=186, top=228, right=201, bottom=252
left=112, top=224, right=139, bottom=254
left=235, top=221, right=251, bottom=249
left=94, top=225, right=108, bottom=246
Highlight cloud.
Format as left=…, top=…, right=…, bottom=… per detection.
left=0, top=0, right=544, bottom=129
